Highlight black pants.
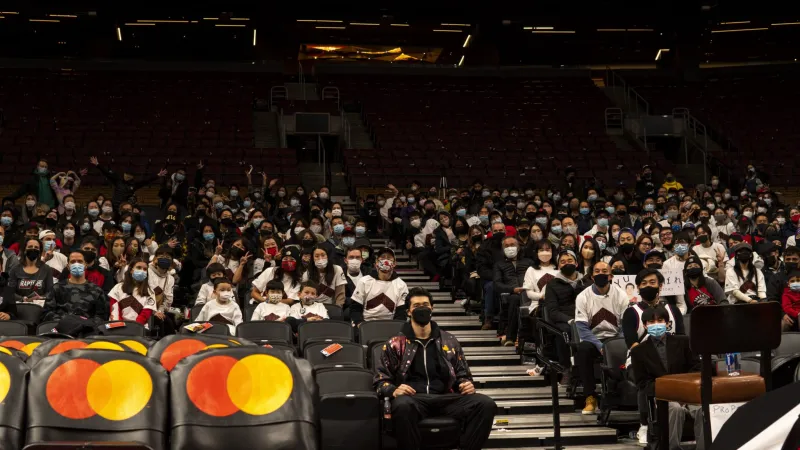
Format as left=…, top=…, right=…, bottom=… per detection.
left=503, top=294, right=522, bottom=342
left=392, top=393, right=497, bottom=450
left=553, top=322, right=572, bottom=368
left=576, top=341, right=602, bottom=397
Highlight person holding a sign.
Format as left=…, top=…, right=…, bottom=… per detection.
left=621, top=268, right=685, bottom=350
left=663, top=232, right=694, bottom=314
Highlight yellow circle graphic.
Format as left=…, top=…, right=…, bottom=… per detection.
left=0, top=363, right=10, bottom=403
left=0, top=347, right=12, bottom=356
left=120, top=340, right=148, bottom=355
left=204, top=344, right=229, bottom=350
left=21, top=342, right=41, bottom=355
left=85, top=341, right=125, bottom=351
left=86, top=360, right=153, bottom=421
left=227, top=354, right=293, bottom=416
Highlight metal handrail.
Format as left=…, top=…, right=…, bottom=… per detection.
left=673, top=107, right=710, bottom=185
left=321, top=86, right=340, bottom=109
left=605, top=66, right=649, bottom=117
left=298, top=62, right=306, bottom=102
left=604, top=107, right=623, bottom=133
left=269, top=86, right=288, bottom=111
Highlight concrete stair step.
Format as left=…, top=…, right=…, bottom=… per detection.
left=435, top=321, right=483, bottom=331
left=479, top=386, right=559, bottom=400
left=473, top=375, right=548, bottom=388
left=430, top=304, right=466, bottom=315
left=496, top=399, right=572, bottom=415
left=471, top=365, right=533, bottom=376
left=491, top=411, right=606, bottom=429
left=448, top=329, right=499, bottom=338
left=467, top=354, right=523, bottom=366
left=485, top=427, right=619, bottom=448
left=457, top=336, right=500, bottom=347
left=463, top=346, right=517, bottom=356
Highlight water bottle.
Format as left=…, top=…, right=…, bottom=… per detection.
left=383, top=397, right=392, bottom=420
left=725, top=353, right=741, bottom=376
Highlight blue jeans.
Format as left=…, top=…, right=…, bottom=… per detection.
left=483, top=280, right=495, bottom=318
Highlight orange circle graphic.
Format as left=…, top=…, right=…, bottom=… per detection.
left=186, top=355, right=239, bottom=417
left=0, top=340, right=24, bottom=350
left=46, top=359, right=101, bottom=419
left=160, top=339, right=208, bottom=372
left=50, top=340, right=89, bottom=355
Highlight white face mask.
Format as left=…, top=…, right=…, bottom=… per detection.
left=26, top=200, right=35, bottom=208
left=332, top=209, right=342, bottom=217
left=504, top=247, right=518, bottom=259
left=217, top=291, right=234, bottom=303
left=102, top=206, right=113, bottom=214
left=268, top=293, right=283, bottom=304
left=135, top=233, right=146, bottom=241
left=319, top=192, right=329, bottom=200
left=410, top=219, right=421, bottom=228
left=64, top=202, right=75, bottom=210
left=294, top=226, right=305, bottom=235
left=310, top=224, right=322, bottom=234
left=347, top=259, right=362, bottom=272
left=63, top=229, right=76, bottom=238
left=314, top=258, right=328, bottom=269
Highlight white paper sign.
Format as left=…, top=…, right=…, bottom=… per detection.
left=611, top=274, right=641, bottom=304
left=710, top=402, right=746, bottom=441
left=610, top=269, right=685, bottom=302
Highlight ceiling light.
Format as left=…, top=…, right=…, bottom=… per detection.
left=710, top=27, right=768, bottom=33
left=627, top=28, right=654, bottom=31
left=316, top=26, right=345, bottom=29
left=433, top=29, right=462, bottom=32
left=215, top=24, right=246, bottom=27
left=48, top=14, right=77, bottom=18
left=231, top=18, right=249, bottom=21
left=720, top=21, right=750, bottom=25
left=351, top=22, right=380, bottom=26
left=655, top=48, right=670, bottom=60
left=463, top=34, right=472, bottom=48
left=137, top=19, right=189, bottom=23
left=252, top=29, right=256, bottom=46
left=116, top=27, right=122, bottom=41
left=532, top=30, right=576, bottom=34
left=523, top=26, right=532, bottom=30
left=771, top=22, right=800, bottom=26
left=125, top=23, right=155, bottom=26
left=534, top=26, right=554, bottom=30
left=390, top=23, right=410, bottom=27
left=203, top=17, right=219, bottom=20
left=0, top=11, right=19, bottom=14
left=441, top=23, right=470, bottom=26
left=29, top=19, right=60, bottom=23
left=458, top=55, right=465, bottom=67
left=597, top=28, right=626, bottom=32
left=317, top=19, right=343, bottom=23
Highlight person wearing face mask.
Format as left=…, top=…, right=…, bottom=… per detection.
left=724, top=243, right=766, bottom=304
left=3, top=237, right=52, bottom=313
left=42, top=250, right=107, bottom=323
left=285, top=280, right=329, bottom=329
left=4, top=159, right=57, bottom=209
left=767, top=246, right=800, bottom=306
left=743, top=164, right=764, bottom=195
left=107, top=257, right=157, bottom=324
left=630, top=307, right=703, bottom=450
left=250, top=279, right=291, bottom=321
left=542, top=250, right=587, bottom=369
left=39, top=229, right=68, bottom=281
left=561, top=166, right=585, bottom=202
left=635, top=165, right=658, bottom=200
left=431, top=211, right=456, bottom=283
left=781, top=270, right=800, bottom=332
left=342, top=248, right=365, bottom=317
left=159, top=162, right=204, bottom=212
left=574, top=261, right=629, bottom=415
left=350, top=247, right=409, bottom=325
left=375, top=287, right=496, bottom=450
left=493, top=236, right=533, bottom=347
left=89, top=156, right=167, bottom=210
left=194, top=277, right=243, bottom=335
left=682, top=257, right=725, bottom=314
left=476, top=222, right=508, bottom=330
left=251, top=246, right=303, bottom=303
left=616, top=229, right=643, bottom=275
left=622, top=268, right=685, bottom=355
left=0, top=225, right=20, bottom=289
left=577, top=238, right=601, bottom=276
left=302, top=246, right=346, bottom=306
left=691, top=224, right=727, bottom=277
left=661, top=232, right=694, bottom=314
left=183, top=203, right=218, bottom=235
left=148, top=246, right=177, bottom=334
left=661, top=172, right=683, bottom=192
left=522, top=240, right=559, bottom=310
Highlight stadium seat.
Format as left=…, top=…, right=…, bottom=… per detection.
left=0, top=337, right=46, bottom=357
left=26, top=338, right=142, bottom=367
left=323, top=304, right=344, bottom=321
left=35, top=321, right=60, bottom=336
left=179, top=322, right=231, bottom=336
left=96, top=321, right=147, bottom=337
left=598, top=337, right=638, bottom=425
left=84, top=335, right=154, bottom=356
left=25, top=349, right=169, bottom=450
left=147, top=334, right=255, bottom=372
left=0, top=322, right=29, bottom=337
left=190, top=304, right=204, bottom=321
left=0, top=353, right=29, bottom=450
left=14, top=304, right=42, bottom=325
left=235, top=321, right=293, bottom=345
left=316, top=367, right=381, bottom=450
left=168, top=346, right=318, bottom=450
left=297, top=321, right=353, bottom=353
left=304, top=342, right=365, bottom=369
left=358, top=319, right=406, bottom=347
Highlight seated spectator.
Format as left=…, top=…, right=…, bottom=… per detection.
left=72, top=238, right=115, bottom=293
left=523, top=240, right=558, bottom=306
left=622, top=269, right=685, bottom=351
left=40, top=229, right=67, bottom=280
left=4, top=237, right=53, bottom=307
left=683, top=256, right=725, bottom=312
left=108, top=257, right=157, bottom=325
left=251, top=247, right=303, bottom=303
left=195, top=262, right=226, bottom=305
left=303, top=245, right=346, bottom=306
left=724, top=243, right=766, bottom=304
left=691, top=224, right=726, bottom=277
left=493, top=235, right=533, bottom=346
left=0, top=225, right=20, bottom=289
left=574, top=261, right=628, bottom=415
left=616, top=229, right=642, bottom=275
left=43, top=251, right=107, bottom=322
left=643, top=249, right=666, bottom=270
left=477, top=221, right=506, bottom=330
left=662, top=232, right=694, bottom=314
left=781, top=269, right=800, bottom=332
left=149, top=245, right=177, bottom=335
left=251, top=280, right=292, bottom=321
left=288, top=280, right=328, bottom=330
left=631, top=307, right=704, bottom=450
left=195, top=277, right=243, bottom=334
left=350, top=247, right=408, bottom=325
left=374, top=287, right=496, bottom=450
left=543, top=250, right=586, bottom=367
left=768, top=246, right=800, bottom=307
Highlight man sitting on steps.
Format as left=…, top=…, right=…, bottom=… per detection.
left=374, top=287, right=497, bottom=450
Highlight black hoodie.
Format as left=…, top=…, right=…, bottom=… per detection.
left=403, top=322, right=450, bottom=395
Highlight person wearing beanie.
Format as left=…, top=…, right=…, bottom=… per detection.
left=682, top=256, right=725, bottom=313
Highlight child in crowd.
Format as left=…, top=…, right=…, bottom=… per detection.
left=781, top=269, right=800, bottom=331
left=251, top=279, right=292, bottom=321
left=288, top=280, right=329, bottom=330
left=195, top=277, right=243, bottom=334
left=195, top=262, right=227, bottom=305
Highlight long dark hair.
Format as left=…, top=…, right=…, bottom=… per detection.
left=274, top=253, right=302, bottom=289
left=21, top=237, right=43, bottom=267
left=578, top=237, right=600, bottom=273
left=122, top=257, right=150, bottom=297
left=105, top=237, right=127, bottom=268
left=307, top=245, right=335, bottom=286
left=531, top=240, right=555, bottom=270
left=733, top=250, right=758, bottom=288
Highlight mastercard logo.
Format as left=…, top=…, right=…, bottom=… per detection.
left=0, top=363, right=9, bottom=403
left=0, top=340, right=42, bottom=356
left=186, top=354, right=293, bottom=417
left=0, top=347, right=12, bottom=356
left=158, top=339, right=242, bottom=371
left=46, top=359, right=152, bottom=421
left=47, top=340, right=128, bottom=356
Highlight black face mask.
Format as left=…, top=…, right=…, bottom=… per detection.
left=46, top=217, right=58, bottom=227
left=260, top=229, right=273, bottom=237
left=82, top=250, right=97, bottom=265
left=786, top=262, right=799, bottom=273
left=196, top=209, right=206, bottom=217
left=560, top=263, right=577, bottom=277
left=230, top=246, right=245, bottom=258
left=765, top=255, right=777, bottom=268
left=454, top=226, right=467, bottom=235
left=470, top=235, right=482, bottom=244
left=505, top=204, right=516, bottom=212
left=221, top=218, right=235, bottom=228
left=699, top=216, right=710, bottom=223
left=620, top=243, right=635, bottom=254
left=628, top=206, right=640, bottom=214
left=756, top=223, right=767, bottom=234
left=492, top=232, right=505, bottom=241
left=639, top=286, right=660, bottom=302
left=164, top=224, right=177, bottom=235
left=593, top=274, right=610, bottom=288
left=611, top=268, right=626, bottom=275
left=686, top=267, right=703, bottom=278
left=648, top=263, right=663, bottom=270
left=302, top=239, right=315, bottom=249
left=235, top=218, right=246, bottom=226
left=411, top=306, right=432, bottom=326
left=517, top=228, right=531, bottom=238
left=736, top=252, right=752, bottom=264
left=26, top=249, right=41, bottom=261
left=697, top=234, right=709, bottom=244
left=526, top=212, right=537, bottom=221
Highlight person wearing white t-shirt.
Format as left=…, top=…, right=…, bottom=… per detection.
left=251, top=280, right=292, bottom=321
left=287, top=281, right=330, bottom=332
left=522, top=242, right=559, bottom=305
left=40, top=230, right=67, bottom=281
left=302, top=246, right=346, bottom=305
left=724, top=242, right=766, bottom=304
left=251, top=247, right=303, bottom=304
left=691, top=224, right=727, bottom=277
left=108, top=258, right=157, bottom=325
left=195, top=277, right=243, bottom=335
left=350, top=248, right=408, bottom=324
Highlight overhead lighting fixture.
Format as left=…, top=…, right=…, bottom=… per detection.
left=252, top=28, right=256, bottom=46
left=710, top=27, right=768, bottom=33
left=627, top=28, right=654, bottom=31
left=534, top=26, right=554, bottom=30
left=125, top=23, right=155, bottom=26
left=597, top=28, right=627, bottom=32
left=532, top=30, right=576, bottom=34
left=458, top=55, right=465, bottom=66
left=215, top=24, right=246, bottom=27
left=390, top=23, right=410, bottom=27
left=203, top=17, right=219, bottom=20
left=137, top=19, right=189, bottom=23
left=116, top=27, right=122, bottom=41
left=720, top=21, right=751, bottom=25
left=48, top=14, right=77, bottom=18
left=433, top=29, right=462, bottom=32
left=350, top=22, right=380, bottom=26
left=231, top=18, right=249, bottom=21
left=655, top=48, right=670, bottom=60
left=29, top=19, right=60, bottom=23
left=0, top=11, right=19, bottom=14
left=317, top=19, right=343, bottom=23
left=463, top=34, right=471, bottom=48
left=441, top=23, right=470, bottom=27
left=316, top=26, right=345, bottom=29
left=771, top=21, right=800, bottom=26
left=523, top=26, right=532, bottom=30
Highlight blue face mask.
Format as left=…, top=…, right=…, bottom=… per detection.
left=70, top=263, right=85, bottom=277
left=674, top=243, right=689, bottom=256
left=647, top=323, right=667, bottom=338
left=121, top=222, right=131, bottom=232
left=535, top=217, right=548, bottom=225
left=242, top=200, right=252, bottom=208
left=644, top=204, right=655, bottom=212
left=456, top=208, right=466, bottom=217
left=551, top=225, right=562, bottom=234
left=81, top=223, right=91, bottom=232
left=355, top=226, right=366, bottom=236
left=605, top=206, right=615, bottom=214
left=333, top=224, right=345, bottom=235
left=598, top=241, right=607, bottom=251
left=132, top=269, right=147, bottom=282
left=671, top=225, right=682, bottom=232
left=43, top=241, right=55, bottom=252
left=203, top=233, right=215, bottom=241
left=252, top=218, right=263, bottom=228
left=597, top=218, right=609, bottom=227
left=215, top=202, right=224, bottom=210
left=0, top=217, right=11, bottom=227
left=587, top=195, right=598, bottom=202
left=479, top=215, right=489, bottom=224
left=0, top=235, right=3, bottom=247
left=175, top=173, right=185, bottom=182
left=579, top=207, right=590, bottom=215
left=485, top=202, right=494, bottom=210
left=790, top=282, right=800, bottom=292
left=342, top=237, right=355, bottom=247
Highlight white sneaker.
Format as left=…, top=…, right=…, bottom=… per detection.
left=637, top=424, right=648, bottom=445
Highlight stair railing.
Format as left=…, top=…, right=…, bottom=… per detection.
left=604, top=66, right=650, bottom=117
left=673, top=108, right=710, bottom=185
left=298, top=62, right=306, bottom=102
left=269, top=86, right=288, bottom=111
left=321, top=86, right=340, bottom=110
left=278, top=107, right=287, bottom=148
left=604, top=107, right=623, bottom=134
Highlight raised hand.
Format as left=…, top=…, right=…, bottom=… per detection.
left=89, top=156, right=99, bottom=166
left=240, top=251, right=252, bottom=265
left=158, top=168, right=168, bottom=177
left=197, top=161, right=204, bottom=170
left=79, top=168, right=88, bottom=176
left=247, top=165, right=254, bottom=175
left=215, top=239, right=223, bottom=255
left=268, top=178, right=279, bottom=187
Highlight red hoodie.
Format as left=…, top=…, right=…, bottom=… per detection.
left=781, top=286, right=800, bottom=318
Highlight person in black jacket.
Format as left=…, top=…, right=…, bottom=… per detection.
left=767, top=246, right=800, bottom=329
left=89, top=156, right=167, bottom=210
left=543, top=249, right=586, bottom=366
left=159, top=161, right=204, bottom=212
left=4, top=159, right=58, bottom=209
left=182, top=203, right=219, bottom=236
left=432, top=211, right=455, bottom=282
left=477, top=221, right=506, bottom=330
left=493, top=236, right=533, bottom=346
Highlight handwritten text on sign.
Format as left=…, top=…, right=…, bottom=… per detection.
left=611, top=269, right=684, bottom=302
left=710, top=402, right=745, bottom=441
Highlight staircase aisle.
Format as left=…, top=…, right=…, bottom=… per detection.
left=367, top=237, right=640, bottom=450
